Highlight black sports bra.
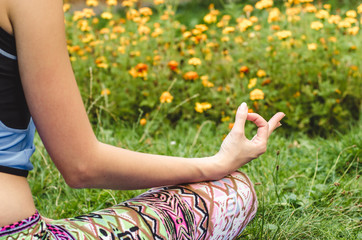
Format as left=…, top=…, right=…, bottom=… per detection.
left=0, top=27, right=31, bottom=130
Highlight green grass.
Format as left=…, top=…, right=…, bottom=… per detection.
left=29, top=118, right=361, bottom=239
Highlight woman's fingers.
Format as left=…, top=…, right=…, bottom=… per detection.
left=246, top=113, right=269, bottom=142
left=232, top=102, right=248, bottom=135
left=267, top=112, right=285, bottom=136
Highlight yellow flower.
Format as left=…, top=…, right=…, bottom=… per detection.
left=122, top=0, right=134, bottom=7
left=201, top=75, right=214, bottom=87
left=204, top=13, right=217, bottom=24
left=188, top=58, right=202, bottom=66
left=257, top=69, right=266, bottom=78
left=106, top=0, right=117, bottom=6
left=222, top=26, right=235, bottom=34
left=243, top=5, right=254, bottom=13
left=139, top=7, right=153, bottom=16
left=328, top=15, right=341, bottom=24
left=347, top=26, right=359, bottom=35
left=255, top=0, right=274, bottom=10
left=275, top=30, right=292, bottom=40
left=268, top=8, right=281, bottom=23
left=194, top=102, right=212, bottom=113
left=250, top=89, right=264, bottom=100
left=101, top=88, right=111, bottom=96
left=304, top=4, right=317, bottom=13
left=140, top=118, right=147, bottom=126
left=86, top=0, right=99, bottom=7
left=338, top=20, right=352, bottom=28
left=346, top=10, right=357, bottom=18
left=358, top=4, right=362, bottom=14
left=153, top=0, right=165, bottom=5
left=248, top=78, right=257, bottom=89
left=307, top=43, right=317, bottom=50
left=310, top=21, right=323, bottom=30
left=160, top=91, right=173, bottom=103
left=63, top=3, right=71, bottom=12
left=138, top=25, right=151, bottom=35
left=101, top=12, right=113, bottom=20
left=315, top=10, right=329, bottom=19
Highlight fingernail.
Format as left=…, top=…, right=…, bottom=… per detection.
left=241, top=102, right=247, bottom=110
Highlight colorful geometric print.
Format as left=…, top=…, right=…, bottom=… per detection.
left=0, top=211, right=40, bottom=237
left=0, top=171, right=257, bottom=240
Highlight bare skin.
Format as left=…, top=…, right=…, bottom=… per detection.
left=0, top=0, right=285, bottom=227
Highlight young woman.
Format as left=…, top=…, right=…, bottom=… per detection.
left=0, top=0, right=285, bottom=238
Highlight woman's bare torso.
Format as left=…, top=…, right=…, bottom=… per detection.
left=0, top=2, right=36, bottom=227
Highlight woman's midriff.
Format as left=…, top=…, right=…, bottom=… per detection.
left=0, top=172, right=36, bottom=227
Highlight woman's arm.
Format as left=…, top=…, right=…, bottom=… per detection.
left=9, top=0, right=284, bottom=190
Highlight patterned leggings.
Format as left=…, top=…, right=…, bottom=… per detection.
left=0, top=171, right=257, bottom=240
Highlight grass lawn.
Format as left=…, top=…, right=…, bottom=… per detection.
left=29, top=119, right=361, bottom=239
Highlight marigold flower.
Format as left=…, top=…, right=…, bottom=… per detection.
left=106, top=0, right=117, bottom=6
left=268, top=8, right=281, bottom=23
left=201, top=75, right=214, bottom=87
left=183, top=71, right=199, bottom=80
left=140, top=118, right=147, bottom=126
left=154, top=0, right=164, bottom=5
left=160, top=91, right=173, bottom=103
left=222, top=26, right=235, bottom=34
left=188, top=57, right=202, bottom=66
left=86, top=0, right=99, bottom=7
left=255, top=0, right=273, bottom=10
left=310, top=21, right=323, bottom=30
left=261, top=78, right=271, bottom=86
left=358, top=4, right=362, bottom=14
left=243, top=5, right=254, bottom=13
left=338, top=20, right=351, bottom=28
left=228, top=122, right=234, bottom=130
left=250, top=89, right=264, bottom=100
left=140, top=7, right=153, bottom=16
left=315, top=10, right=329, bottom=19
left=101, top=88, right=111, bottom=96
left=101, top=12, right=113, bottom=20
left=239, top=66, right=249, bottom=73
left=346, top=10, right=357, bottom=18
left=275, top=30, right=292, bottom=39
left=347, top=26, right=359, bottom=35
left=257, top=69, right=266, bottom=78
left=135, top=63, right=148, bottom=73
left=304, top=4, right=317, bottom=13
left=168, top=61, right=178, bottom=71
left=248, top=78, right=257, bottom=89
left=308, top=43, right=317, bottom=50
left=63, top=3, right=71, bottom=12
left=194, top=102, right=212, bottom=113
left=328, top=15, right=341, bottom=24
left=204, top=13, right=217, bottom=24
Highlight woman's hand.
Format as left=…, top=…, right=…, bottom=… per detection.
left=213, top=102, right=285, bottom=177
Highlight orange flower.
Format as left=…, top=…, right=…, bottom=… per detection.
left=183, top=71, right=199, bottom=80
left=101, top=88, right=111, bottom=96
left=228, top=122, right=234, bottom=129
left=239, top=66, right=249, bottom=73
left=140, top=118, right=147, bottom=126
left=135, top=63, right=148, bottom=73
left=168, top=60, right=178, bottom=71
left=261, top=78, right=271, bottom=86
left=250, top=89, right=264, bottom=100
left=160, top=91, right=174, bottom=103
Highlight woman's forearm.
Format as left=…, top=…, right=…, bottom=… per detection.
left=72, top=142, right=219, bottom=190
